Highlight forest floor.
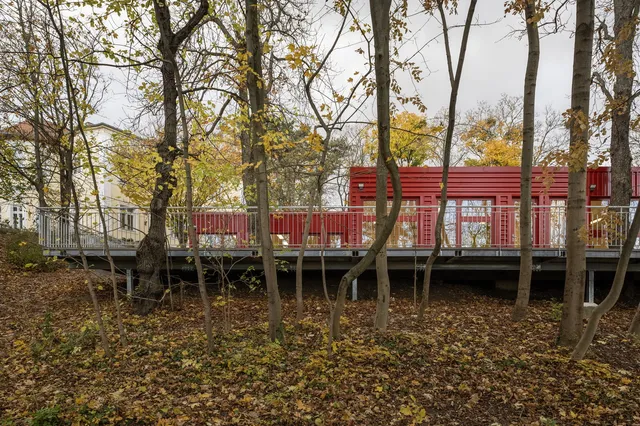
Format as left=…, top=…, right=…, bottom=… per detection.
left=1, top=240, right=639, bottom=425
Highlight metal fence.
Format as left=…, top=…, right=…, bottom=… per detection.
left=37, top=205, right=640, bottom=251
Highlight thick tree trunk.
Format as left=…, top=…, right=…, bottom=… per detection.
left=609, top=0, right=639, bottom=209
left=557, top=0, right=595, bottom=348
left=512, top=0, right=540, bottom=322
left=374, top=154, right=390, bottom=331
left=572, top=205, right=640, bottom=359
left=330, top=0, right=402, bottom=342
left=135, top=0, right=208, bottom=315
left=246, top=0, right=284, bottom=342
left=418, top=0, right=477, bottom=319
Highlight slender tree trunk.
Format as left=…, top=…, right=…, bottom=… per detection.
left=135, top=0, right=208, bottom=315
left=44, top=0, right=128, bottom=346
left=374, top=153, right=390, bottom=331
left=512, top=0, right=540, bottom=322
left=246, top=0, right=284, bottom=342
left=164, top=20, right=215, bottom=354
left=630, top=303, right=640, bottom=337
left=295, top=193, right=316, bottom=324
left=609, top=0, right=640, bottom=209
left=330, top=0, right=402, bottom=342
left=240, top=87, right=256, bottom=208
left=557, top=0, right=595, bottom=348
left=418, top=0, right=477, bottom=319
left=71, top=181, right=111, bottom=357
left=572, top=205, right=640, bottom=359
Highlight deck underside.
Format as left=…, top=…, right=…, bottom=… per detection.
left=48, top=248, right=640, bottom=272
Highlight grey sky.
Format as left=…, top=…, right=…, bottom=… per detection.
left=90, top=0, right=577, bottom=130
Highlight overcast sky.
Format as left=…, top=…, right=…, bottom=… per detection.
left=89, top=0, right=577, bottom=130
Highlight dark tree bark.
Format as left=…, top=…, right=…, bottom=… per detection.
left=330, top=0, right=402, bottom=342
left=134, top=0, right=209, bottom=315
left=418, top=0, right=477, bottom=319
left=572, top=204, right=640, bottom=359
left=609, top=0, right=640, bottom=209
left=159, top=10, right=215, bottom=353
left=512, top=0, right=541, bottom=322
left=246, top=0, right=284, bottom=342
left=558, top=0, right=595, bottom=348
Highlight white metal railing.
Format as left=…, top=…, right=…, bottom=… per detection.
left=36, top=205, right=640, bottom=252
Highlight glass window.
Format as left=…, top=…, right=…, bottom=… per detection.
left=441, top=200, right=457, bottom=247
left=306, top=234, right=342, bottom=248
left=119, top=207, right=134, bottom=230
left=362, top=200, right=417, bottom=248
left=199, top=234, right=237, bottom=248
left=513, top=199, right=537, bottom=246
left=461, top=199, right=492, bottom=217
left=549, top=199, right=566, bottom=248
left=12, top=205, right=24, bottom=229
left=271, top=233, right=289, bottom=248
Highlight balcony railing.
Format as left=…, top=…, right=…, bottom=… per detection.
left=37, top=205, right=640, bottom=252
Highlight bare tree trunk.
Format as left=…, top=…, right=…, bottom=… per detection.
left=295, top=194, right=316, bottom=324
left=162, top=17, right=215, bottom=354
left=374, top=153, right=390, bottom=331
left=609, top=0, right=640, bottom=209
left=330, top=0, right=402, bottom=343
left=557, top=0, right=595, bottom=348
left=135, top=0, right=209, bottom=315
left=45, top=1, right=128, bottom=346
left=240, top=87, right=256, bottom=208
left=572, top=205, right=640, bottom=359
left=512, top=0, right=540, bottom=322
left=418, top=0, right=477, bottom=319
left=630, top=303, right=640, bottom=337
left=246, top=0, right=284, bottom=342
left=71, top=182, right=111, bottom=357
left=16, top=1, right=48, bottom=209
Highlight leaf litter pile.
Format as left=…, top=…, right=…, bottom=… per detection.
left=1, top=256, right=639, bottom=424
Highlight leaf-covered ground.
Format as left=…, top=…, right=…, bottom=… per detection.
left=1, top=250, right=639, bottom=424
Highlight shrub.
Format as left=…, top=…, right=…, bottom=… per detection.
left=5, top=230, right=61, bottom=271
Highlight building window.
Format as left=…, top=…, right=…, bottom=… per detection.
left=120, top=207, right=134, bottom=230
left=12, top=205, right=25, bottom=229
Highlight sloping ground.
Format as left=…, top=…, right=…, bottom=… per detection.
left=0, top=239, right=639, bottom=425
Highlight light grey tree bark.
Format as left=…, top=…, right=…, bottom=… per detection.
left=557, top=0, right=595, bottom=348
left=512, top=0, right=541, bottom=322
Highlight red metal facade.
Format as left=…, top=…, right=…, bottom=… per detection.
left=191, top=166, right=639, bottom=249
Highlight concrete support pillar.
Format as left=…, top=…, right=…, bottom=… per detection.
left=587, top=270, right=594, bottom=304
left=351, top=278, right=358, bottom=301
left=126, top=269, right=133, bottom=297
